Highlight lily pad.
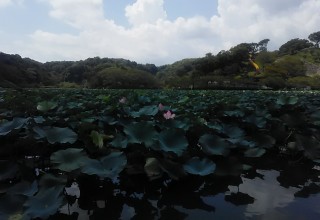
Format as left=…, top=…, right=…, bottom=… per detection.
left=199, top=134, right=231, bottom=156
left=144, top=158, right=163, bottom=180
left=37, top=101, right=58, bottom=112
left=0, top=117, right=29, bottom=136
left=276, top=96, right=299, bottom=106
left=183, top=157, right=216, bottom=176
left=24, top=187, right=64, bottom=219
left=33, top=126, right=78, bottom=144
left=81, top=152, right=127, bottom=179
left=7, top=181, right=38, bottom=197
left=244, top=147, right=266, bottom=158
left=158, top=129, right=188, bottom=156
left=90, top=131, right=104, bottom=148
left=110, top=133, right=128, bottom=149
left=50, top=148, right=90, bottom=172
left=129, top=105, right=159, bottom=118
left=124, top=122, right=158, bottom=147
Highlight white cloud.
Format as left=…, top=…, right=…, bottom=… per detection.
left=12, top=0, right=320, bottom=65
left=125, top=0, right=167, bottom=26
left=0, top=0, right=23, bottom=8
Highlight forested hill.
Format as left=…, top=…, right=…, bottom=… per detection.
left=1, top=31, right=320, bottom=89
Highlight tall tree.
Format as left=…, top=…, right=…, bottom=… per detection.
left=308, top=31, right=320, bottom=48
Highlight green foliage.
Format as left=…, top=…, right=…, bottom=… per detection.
left=183, top=157, right=216, bottom=176
left=158, top=128, right=188, bottom=156
left=279, top=38, right=313, bottom=55
left=33, top=126, right=78, bottom=144
left=308, top=31, right=320, bottom=47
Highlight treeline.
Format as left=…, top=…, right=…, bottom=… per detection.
left=0, top=31, right=319, bottom=89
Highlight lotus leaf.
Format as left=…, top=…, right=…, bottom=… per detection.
left=159, top=159, right=186, bottom=180
left=158, top=129, right=188, bottom=156
left=124, top=122, right=158, bottom=147
left=222, top=124, right=245, bottom=139
left=81, top=152, right=127, bottom=179
left=144, top=158, right=163, bottom=180
left=0, top=194, right=26, bottom=218
left=8, top=181, right=38, bottom=197
left=110, top=133, right=128, bottom=148
left=24, top=187, right=64, bottom=219
left=0, top=117, right=29, bottom=136
left=50, top=148, right=90, bottom=172
left=33, top=126, right=78, bottom=144
left=129, top=105, right=158, bottom=118
left=199, top=134, right=231, bottom=156
left=244, top=115, right=266, bottom=128
left=183, top=157, right=216, bottom=176
left=90, top=131, right=104, bottom=148
left=244, top=147, right=266, bottom=158
left=252, top=134, right=276, bottom=149
left=36, top=101, right=57, bottom=112
left=295, top=135, right=320, bottom=160
left=39, top=174, right=67, bottom=190
left=163, top=119, right=190, bottom=131
left=276, top=96, right=299, bottom=106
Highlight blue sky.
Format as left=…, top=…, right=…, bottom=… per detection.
left=0, top=0, right=319, bottom=65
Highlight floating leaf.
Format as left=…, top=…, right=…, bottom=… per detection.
left=158, top=129, right=188, bottom=156
left=0, top=194, right=26, bottom=219
left=81, top=152, right=127, bottom=179
left=7, top=181, right=38, bottom=197
left=295, top=135, right=320, bottom=160
left=129, top=105, right=159, bottom=118
left=0, top=117, right=29, bottom=136
left=24, top=187, right=64, bottom=219
left=50, top=148, right=90, bottom=172
left=110, top=133, right=128, bottom=149
left=124, top=122, right=158, bottom=147
left=244, top=148, right=266, bottom=158
left=276, top=96, right=299, bottom=106
left=90, top=131, right=104, bottom=148
left=252, top=134, right=276, bottom=149
left=183, top=157, right=216, bottom=176
left=159, top=159, right=186, bottom=180
left=36, top=101, right=57, bottom=112
left=144, top=158, right=163, bottom=180
left=222, top=124, right=245, bottom=139
left=244, top=115, right=266, bottom=128
left=199, top=134, right=231, bottom=156
left=33, top=126, right=78, bottom=144
left=39, top=174, right=67, bottom=190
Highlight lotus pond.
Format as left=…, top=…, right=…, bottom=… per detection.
left=0, top=88, right=320, bottom=220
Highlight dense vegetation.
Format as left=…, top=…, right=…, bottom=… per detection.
left=1, top=31, right=320, bottom=89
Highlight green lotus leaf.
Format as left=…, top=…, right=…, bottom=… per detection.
left=206, top=121, right=223, bottom=131
left=33, top=116, right=45, bottom=124
left=295, top=135, right=320, bottom=160
left=90, top=131, right=104, bottom=148
left=244, top=115, right=266, bottom=128
left=158, top=129, right=188, bottom=156
left=159, top=158, right=186, bottom=180
left=199, top=134, right=231, bottom=156
left=0, top=117, right=29, bottom=136
left=0, top=160, right=19, bottom=181
left=81, top=152, right=127, bottom=179
left=129, top=105, right=159, bottom=118
left=252, top=134, right=276, bottom=149
left=244, top=147, right=266, bottom=158
left=36, top=101, right=57, bottom=112
left=163, top=119, right=190, bottom=131
left=33, top=126, right=78, bottom=144
left=98, top=116, right=118, bottom=125
left=39, top=174, right=67, bottom=190
left=124, top=122, right=158, bottom=147
left=110, top=133, right=128, bottom=149
left=224, top=110, right=245, bottom=117
left=276, top=96, right=299, bottom=106
left=183, top=157, right=216, bottom=176
left=222, top=124, right=245, bottom=139
left=50, top=148, right=90, bottom=172
left=24, top=187, right=64, bottom=219
left=7, top=181, right=38, bottom=197
left=144, top=158, right=163, bottom=180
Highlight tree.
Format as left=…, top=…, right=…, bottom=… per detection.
left=279, top=38, right=313, bottom=55
left=308, top=31, right=320, bottom=48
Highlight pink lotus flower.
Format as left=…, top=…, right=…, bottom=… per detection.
left=163, top=110, right=175, bottom=120
left=158, top=103, right=164, bottom=111
left=119, top=97, right=127, bottom=104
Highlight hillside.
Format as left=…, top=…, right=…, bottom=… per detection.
left=1, top=31, right=320, bottom=89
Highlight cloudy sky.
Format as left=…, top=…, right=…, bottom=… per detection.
left=0, top=0, right=319, bottom=65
